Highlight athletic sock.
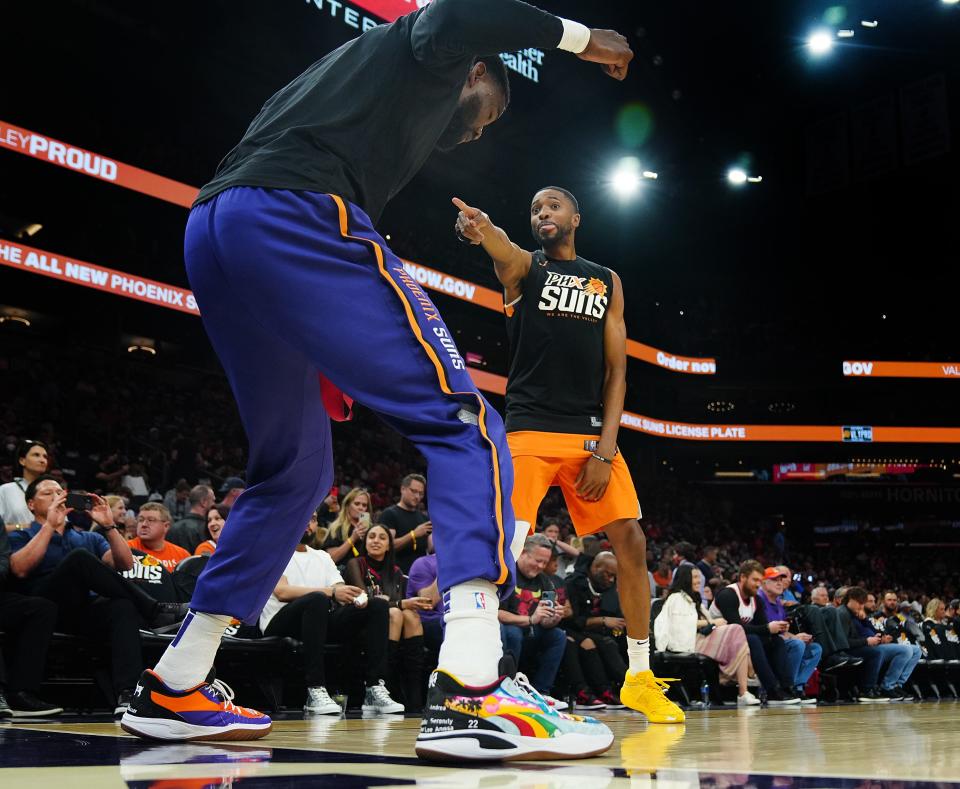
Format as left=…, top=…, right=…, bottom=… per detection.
left=152, top=611, right=232, bottom=690
left=627, top=636, right=650, bottom=674
left=437, top=579, right=502, bottom=687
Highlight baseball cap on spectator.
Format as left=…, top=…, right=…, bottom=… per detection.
left=764, top=567, right=787, bottom=580
left=219, top=476, right=245, bottom=495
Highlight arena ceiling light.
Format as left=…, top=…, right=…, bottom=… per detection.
left=610, top=156, right=653, bottom=198
left=806, top=30, right=835, bottom=55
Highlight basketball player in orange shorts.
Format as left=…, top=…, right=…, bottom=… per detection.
left=453, top=187, right=684, bottom=723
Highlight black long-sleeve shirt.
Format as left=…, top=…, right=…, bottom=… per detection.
left=196, top=0, right=565, bottom=223
left=837, top=604, right=868, bottom=650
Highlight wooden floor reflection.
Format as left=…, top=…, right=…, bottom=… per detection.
left=3, top=702, right=959, bottom=788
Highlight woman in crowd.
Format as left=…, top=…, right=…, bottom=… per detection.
left=538, top=520, right=581, bottom=577
left=344, top=524, right=433, bottom=711
left=106, top=494, right=137, bottom=539
left=195, top=504, right=230, bottom=557
left=1, top=439, right=49, bottom=531
left=655, top=564, right=760, bottom=706
left=323, top=488, right=372, bottom=565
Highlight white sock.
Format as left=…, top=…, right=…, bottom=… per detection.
left=627, top=636, right=650, bottom=674
left=153, top=611, right=232, bottom=690
left=437, top=579, right=502, bottom=687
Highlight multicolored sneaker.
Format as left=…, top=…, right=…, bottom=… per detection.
left=120, top=670, right=272, bottom=741
left=620, top=671, right=685, bottom=723
left=415, top=667, right=613, bottom=761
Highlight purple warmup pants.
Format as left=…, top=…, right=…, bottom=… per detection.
left=184, top=187, right=515, bottom=623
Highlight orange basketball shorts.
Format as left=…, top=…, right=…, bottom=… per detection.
left=506, top=430, right=642, bottom=537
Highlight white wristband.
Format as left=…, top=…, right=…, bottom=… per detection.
left=557, top=18, right=591, bottom=54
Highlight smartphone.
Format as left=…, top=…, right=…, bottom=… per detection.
left=793, top=573, right=801, bottom=582
left=358, top=512, right=371, bottom=526
left=541, top=590, right=556, bottom=606
left=329, top=485, right=339, bottom=499
left=66, top=492, right=93, bottom=511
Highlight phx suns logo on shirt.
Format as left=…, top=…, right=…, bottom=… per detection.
left=538, top=272, right=608, bottom=321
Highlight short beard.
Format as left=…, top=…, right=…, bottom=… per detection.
left=300, top=530, right=315, bottom=545
left=436, top=93, right=482, bottom=152
left=532, top=223, right=572, bottom=249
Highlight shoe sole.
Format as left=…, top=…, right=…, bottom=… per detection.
left=574, top=704, right=606, bottom=710
left=304, top=706, right=342, bottom=715
left=766, top=700, right=801, bottom=705
left=362, top=705, right=405, bottom=714
left=604, top=704, right=626, bottom=710
left=415, top=729, right=614, bottom=761
left=120, top=713, right=272, bottom=741
left=11, top=708, right=64, bottom=717
left=857, top=698, right=890, bottom=703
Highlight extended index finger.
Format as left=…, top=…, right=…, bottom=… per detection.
left=451, top=197, right=477, bottom=215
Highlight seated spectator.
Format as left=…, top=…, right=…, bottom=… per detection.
left=106, top=495, right=137, bottom=540
left=194, top=504, right=229, bottom=557
left=562, top=551, right=626, bottom=709
left=921, top=598, right=955, bottom=660
left=710, top=559, right=800, bottom=704
left=696, top=546, right=719, bottom=588
left=8, top=475, right=179, bottom=716
left=1, top=440, right=49, bottom=532
left=344, top=524, right=432, bottom=711
left=379, top=474, right=431, bottom=574
left=802, top=586, right=864, bottom=672
left=120, top=463, right=151, bottom=508
left=323, top=487, right=372, bottom=566
left=776, top=565, right=801, bottom=609
left=0, top=516, right=62, bottom=717
left=672, top=542, right=697, bottom=584
left=259, top=516, right=402, bottom=715
left=407, top=542, right=442, bottom=654
left=539, top=520, right=581, bottom=578
left=656, top=565, right=758, bottom=706
left=314, top=487, right=341, bottom=527
left=499, top=534, right=566, bottom=700
left=871, top=591, right=924, bottom=649
left=218, top=476, right=246, bottom=508
left=167, top=484, right=215, bottom=554
left=757, top=567, right=822, bottom=702
left=859, top=592, right=921, bottom=697
left=837, top=587, right=899, bottom=702
left=127, top=504, right=190, bottom=571
left=162, top=480, right=191, bottom=523
left=652, top=555, right=673, bottom=596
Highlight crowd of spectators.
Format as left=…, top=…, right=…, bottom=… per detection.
left=1, top=345, right=958, bottom=717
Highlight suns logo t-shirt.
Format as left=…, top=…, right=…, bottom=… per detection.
left=504, top=251, right=613, bottom=434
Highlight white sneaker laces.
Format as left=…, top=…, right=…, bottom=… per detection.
left=308, top=687, right=335, bottom=706
left=369, top=681, right=395, bottom=704
left=209, top=679, right=242, bottom=714
left=513, top=672, right=555, bottom=715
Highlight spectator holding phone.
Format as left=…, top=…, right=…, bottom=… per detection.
left=379, top=474, right=431, bottom=573
left=498, top=534, right=566, bottom=699
left=345, top=524, right=432, bottom=711
left=323, top=488, right=373, bottom=565
left=7, top=475, right=180, bottom=716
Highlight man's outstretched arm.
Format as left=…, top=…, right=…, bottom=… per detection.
left=412, top=0, right=633, bottom=81
left=452, top=197, right=532, bottom=295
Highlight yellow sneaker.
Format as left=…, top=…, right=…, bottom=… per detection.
left=620, top=671, right=685, bottom=723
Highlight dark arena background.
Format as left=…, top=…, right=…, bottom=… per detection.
left=1, top=0, right=958, bottom=787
